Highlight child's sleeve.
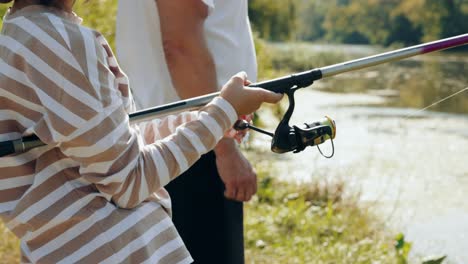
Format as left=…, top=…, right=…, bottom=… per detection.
left=27, top=25, right=237, bottom=209
left=138, top=111, right=199, bottom=143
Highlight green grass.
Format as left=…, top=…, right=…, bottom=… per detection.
left=0, top=222, right=19, bottom=264
left=244, top=162, right=403, bottom=263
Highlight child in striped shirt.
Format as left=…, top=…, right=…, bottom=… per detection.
left=0, top=0, right=282, bottom=263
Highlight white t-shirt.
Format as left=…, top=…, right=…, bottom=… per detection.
left=116, top=0, right=257, bottom=109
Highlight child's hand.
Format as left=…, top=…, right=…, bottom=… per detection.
left=224, top=114, right=253, bottom=144
left=220, top=72, right=283, bottom=116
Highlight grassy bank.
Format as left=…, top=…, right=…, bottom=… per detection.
left=243, top=150, right=407, bottom=263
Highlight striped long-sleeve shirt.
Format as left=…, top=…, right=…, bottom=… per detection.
left=0, top=5, right=238, bottom=264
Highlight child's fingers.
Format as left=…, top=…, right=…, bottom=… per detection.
left=256, top=89, right=284, bottom=104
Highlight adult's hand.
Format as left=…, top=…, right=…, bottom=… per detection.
left=214, top=138, right=256, bottom=202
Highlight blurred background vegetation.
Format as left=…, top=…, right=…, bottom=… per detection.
left=249, top=0, right=468, bottom=46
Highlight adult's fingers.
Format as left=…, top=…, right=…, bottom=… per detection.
left=238, top=186, right=254, bottom=202
left=251, top=172, right=258, bottom=197
left=225, top=180, right=251, bottom=202
left=236, top=173, right=257, bottom=202
left=236, top=189, right=250, bottom=202
left=224, top=184, right=237, bottom=200
left=247, top=171, right=258, bottom=201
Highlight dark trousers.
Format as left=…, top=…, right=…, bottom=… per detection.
left=165, top=151, right=244, bottom=264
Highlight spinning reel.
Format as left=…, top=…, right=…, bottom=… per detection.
left=235, top=86, right=336, bottom=158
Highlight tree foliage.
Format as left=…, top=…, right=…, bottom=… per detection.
left=248, top=0, right=299, bottom=41
left=249, top=0, right=468, bottom=46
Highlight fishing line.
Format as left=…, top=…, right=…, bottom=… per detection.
left=380, top=85, right=468, bottom=223
left=403, top=86, right=468, bottom=119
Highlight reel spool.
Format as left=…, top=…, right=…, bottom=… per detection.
left=235, top=88, right=336, bottom=158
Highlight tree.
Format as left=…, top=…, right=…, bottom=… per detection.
left=249, top=0, right=300, bottom=41
left=249, top=0, right=468, bottom=46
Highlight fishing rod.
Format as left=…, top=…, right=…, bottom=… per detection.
left=2, top=33, right=468, bottom=158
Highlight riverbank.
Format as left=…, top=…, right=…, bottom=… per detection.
left=243, top=166, right=404, bottom=263
left=255, top=40, right=468, bottom=263
left=246, top=87, right=468, bottom=263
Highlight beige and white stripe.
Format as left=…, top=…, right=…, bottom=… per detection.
left=0, top=5, right=237, bottom=263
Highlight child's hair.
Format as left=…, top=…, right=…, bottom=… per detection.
left=40, top=0, right=55, bottom=5
left=0, top=0, right=58, bottom=5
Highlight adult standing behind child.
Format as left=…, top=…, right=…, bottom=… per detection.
left=116, top=0, right=257, bottom=263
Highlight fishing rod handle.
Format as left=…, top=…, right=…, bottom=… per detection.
left=0, top=139, right=16, bottom=157
left=0, top=80, right=284, bottom=157
left=0, top=135, right=45, bottom=157
left=249, top=69, right=322, bottom=92
left=130, top=70, right=323, bottom=124
left=131, top=71, right=324, bottom=124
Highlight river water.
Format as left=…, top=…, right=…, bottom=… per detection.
left=249, top=44, right=468, bottom=263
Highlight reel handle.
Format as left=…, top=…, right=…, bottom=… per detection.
left=271, top=116, right=336, bottom=154
left=293, top=117, right=336, bottom=153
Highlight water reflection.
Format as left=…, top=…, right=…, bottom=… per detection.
left=318, top=54, right=468, bottom=114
